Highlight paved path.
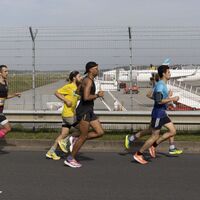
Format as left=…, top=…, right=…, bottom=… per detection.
left=0, top=151, right=199, bottom=200
left=5, top=79, right=153, bottom=111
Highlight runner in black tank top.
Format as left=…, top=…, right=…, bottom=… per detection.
left=0, top=81, right=8, bottom=113
left=76, top=76, right=97, bottom=122
left=65, top=61, right=105, bottom=168
left=0, top=65, right=21, bottom=139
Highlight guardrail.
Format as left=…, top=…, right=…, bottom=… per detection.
left=4, top=110, right=200, bottom=125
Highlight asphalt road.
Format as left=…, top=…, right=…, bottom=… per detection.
left=5, top=79, right=153, bottom=111
left=0, top=151, right=200, bottom=200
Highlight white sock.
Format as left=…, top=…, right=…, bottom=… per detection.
left=50, top=146, right=56, bottom=152
left=63, top=136, right=70, bottom=144
left=129, top=135, right=135, bottom=142
left=169, top=145, right=175, bottom=150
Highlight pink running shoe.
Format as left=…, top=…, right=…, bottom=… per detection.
left=64, top=158, right=82, bottom=168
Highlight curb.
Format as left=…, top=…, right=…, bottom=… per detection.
left=0, top=139, right=200, bottom=153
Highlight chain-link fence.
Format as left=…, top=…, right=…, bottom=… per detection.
left=0, top=26, right=200, bottom=115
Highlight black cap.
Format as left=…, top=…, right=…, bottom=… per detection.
left=84, top=61, right=98, bottom=74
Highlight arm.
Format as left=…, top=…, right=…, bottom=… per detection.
left=7, top=93, right=21, bottom=99
left=168, top=89, right=173, bottom=97
left=55, top=91, right=72, bottom=107
left=154, top=92, right=179, bottom=105
left=83, top=78, right=104, bottom=101
left=160, top=96, right=179, bottom=104
left=146, top=90, right=153, bottom=99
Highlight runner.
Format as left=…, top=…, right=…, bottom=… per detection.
left=133, top=65, right=180, bottom=164
left=64, top=61, right=104, bottom=168
left=46, top=70, right=82, bottom=160
left=0, top=65, right=21, bottom=139
left=125, top=73, right=183, bottom=155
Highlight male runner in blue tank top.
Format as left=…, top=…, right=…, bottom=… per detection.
left=125, top=73, right=182, bottom=155
left=133, top=65, right=179, bottom=164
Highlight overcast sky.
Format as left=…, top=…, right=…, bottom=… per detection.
left=0, top=0, right=200, bottom=70
left=0, top=0, right=200, bottom=27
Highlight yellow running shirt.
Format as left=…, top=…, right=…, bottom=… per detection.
left=57, top=83, right=79, bottom=117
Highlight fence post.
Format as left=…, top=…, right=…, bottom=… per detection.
left=29, top=27, right=38, bottom=131
left=128, top=26, right=134, bottom=132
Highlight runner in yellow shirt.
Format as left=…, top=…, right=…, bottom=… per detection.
left=46, top=71, right=82, bottom=160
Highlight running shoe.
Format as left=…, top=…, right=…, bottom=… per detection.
left=149, top=146, right=156, bottom=158
left=169, top=148, right=183, bottom=155
left=46, top=151, right=61, bottom=160
left=133, top=152, right=148, bottom=164
left=64, top=158, right=82, bottom=168
left=58, top=139, right=68, bottom=153
left=125, top=135, right=130, bottom=149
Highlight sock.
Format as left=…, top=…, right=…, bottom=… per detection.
left=153, top=142, right=158, bottom=147
left=0, top=130, right=6, bottom=138
left=67, top=155, right=73, bottom=161
left=64, top=135, right=72, bottom=145
left=50, top=146, right=56, bottom=152
left=169, top=144, right=175, bottom=150
left=129, top=135, right=135, bottom=142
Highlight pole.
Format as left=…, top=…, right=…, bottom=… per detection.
left=128, top=27, right=134, bottom=110
left=29, top=27, right=38, bottom=131
left=128, top=26, right=134, bottom=132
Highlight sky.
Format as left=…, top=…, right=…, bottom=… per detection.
left=0, top=0, right=200, bottom=27
left=0, top=0, right=200, bottom=70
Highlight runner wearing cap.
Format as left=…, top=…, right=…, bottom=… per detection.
left=64, top=61, right=104, bottom=168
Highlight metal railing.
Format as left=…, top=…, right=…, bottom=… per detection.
left=4, top=110, right=200, bottom=125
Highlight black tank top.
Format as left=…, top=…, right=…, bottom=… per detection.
left=76, top=76, right=96, bottom=115
left=0, top=81, right=8, bottom=113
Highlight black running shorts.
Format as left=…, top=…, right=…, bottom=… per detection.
left=77, top=110, right=97, bottom=122
left=150, top=116, right=171, bottom=130
left=0, top=113, right=8, bottom=125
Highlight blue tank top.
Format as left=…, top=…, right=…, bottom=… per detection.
left=152, top=80, right=168, bottom=118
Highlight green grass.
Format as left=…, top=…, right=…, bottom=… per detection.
left=8, top=72, right=68, bottom=93
left=6, top=129, right=200, bottom=141
left=7, top=132, right=59, bottom=140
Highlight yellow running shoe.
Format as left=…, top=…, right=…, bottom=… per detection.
left=169, top=148, right=183, bottom=155
left=125, top=135, right=130, bottom=149
left=58, top=139, right=68, bottom=153
left=46, top=151, right=61, bottom=160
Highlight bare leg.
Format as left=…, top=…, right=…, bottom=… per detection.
left=87, top=119, right=104, bottom=139
left=169, top=136, right=175, bottom=146
left=51, top=127, right=69, bottom=149
left=156, top=122, right=176, bottom=145
left=135, top=127, right=152, bottom=139
left=71, top=119, right=104, bottom=158
left=71, top=119, right=90, bottom=158
left=0, top=122, right=11, bottom=138
left=139, top=129, right=160, bottom=153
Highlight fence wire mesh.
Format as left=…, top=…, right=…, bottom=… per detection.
left=0, top=26, right=200, bottom=130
